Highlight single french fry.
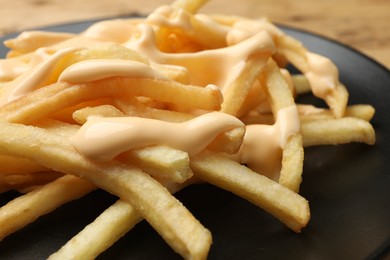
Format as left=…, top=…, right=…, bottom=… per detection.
left=262, top=59, right=295, bottom=113
left=0, top=155, right=48, bottom=175
left=263, top=59, right=304, bottom=192
left=172, top=0, right=209, bottom=13
left=50, top=98, right=117, bottom=123
left=72, top=104, right=125, bottom=125
left=190, top=150, right=310, bottom=232
left=115, top=98, right=191, bottom=122
left=0, top=121, right=212, bottom=260
left=3, top=31, right=75, bottom=54
left=344, top=104, right=375, bottom=121
left=49, top=199, right=142, bottom=260
left=292, top=74, right=311, bottom=95
left=150, top=63, right=189, bottom=84
left=298, top=104, right=375, bottom=123
left=33, top=118, right=80, bottom=137
left=0, top=174, right=96, bottom=241
left=0, top=171, right=63, bottom=193
left=279, top=133, right=303, bottom=193
left=221, top=55, right=269, bottom=116
left=236, top=80, right=268, bottom=118
left=301, top=117, right=376, bottom=147
left=207, top=126, right=245, bottom=154
left=120, top=145, right=193, bottom=183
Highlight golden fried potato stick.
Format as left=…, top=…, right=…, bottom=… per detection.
left=72, top=104, right=125, bottom=124
left=3, top=31, right=75, bottom=54
left=190, top=150, right=310, bottom=232
left=236, top=80, right=268, bottom=118
left=297, top=104, right=376, bottom=123
left=49, top=179, right=194, bottom=260
left=207, top=126, right=245, bottom=154
left=49, top=199, right=142, bottom=260
left=0, top=121, right=212, bottom=259
left=292, top=74, right=311, bottom=95
left=172, top=0, right=209, bottom=13
left=0, top=77, right=222, bottom=124
left=240, top=104, right=375, bottom=127
left=115, top=97, right=195, bottom=122
left=343, top=105, right=375, bottom=122
left=51, top=98, right=117, bottom=123
left=120, top=146, right=193, bottom=183
left=0, top=171, right=63, bottom=193
left=262, top=59, right=295, bottom=113
left=0, top=155, right=48, bottom=174
left=0, top=174, right=96, bottom=241
left=263, top=59, right=304, bottom=192
left=301, top=117, right=376, bottom=147
left=221, top=55, right=270, bottom=117
left=279, top=134, right=303, bottom=193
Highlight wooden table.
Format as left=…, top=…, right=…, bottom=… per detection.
left=0, top=0, right=389, bottom=69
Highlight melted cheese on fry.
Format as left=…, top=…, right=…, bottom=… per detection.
left=59, top=59, right=167, bottom=83
left=305, top=52, right=339, bottom=99
left=71, top=111, right=244, bottom=161
left=0, top=5, right=341, bottom=108
left=0, top=47, right=80, bottom=105
left=236, top=105, right=300, bottom=180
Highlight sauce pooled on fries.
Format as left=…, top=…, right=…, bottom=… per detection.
left=72, top=112, right=244, bottom=161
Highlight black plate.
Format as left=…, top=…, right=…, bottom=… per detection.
left=0, top=19, right=390, bottom=260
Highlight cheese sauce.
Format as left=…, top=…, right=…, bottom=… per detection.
left=59, top=59, right=167, bottom=83
left=0, top=47, right=80, bottom=105
left=236, top=105, right=300, bottom=179
left=71, top=112, right=244, bottom=161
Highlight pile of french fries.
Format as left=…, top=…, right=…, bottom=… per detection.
left=0, top=0, right=376, bottom=259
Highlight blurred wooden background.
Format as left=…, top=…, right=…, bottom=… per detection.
left=0, top=0, right=389, bottom=68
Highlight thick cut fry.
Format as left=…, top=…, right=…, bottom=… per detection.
left=115, top=98, right=195, bottom=122
left=0, top=171, right=63, bottom=193
left=120, top=145, right=193, bottom=183
left=279, top=134, right=303, bottom=193
left=72, top=104, right=125, bottom=125
left=172, top=0, right=209, bottom=13
left=221, top=55, right=270, bottom=117
left=49, top=199, right=142, bottom=260
left=0, top=121, right=212, bottom=260
left=207, top=126, right=245, bottom=154
left=298, top=104, right=376, bottom=123
left=292, top=74, right=311, bottom=95
left=263, top=59, right=295, bottom=112
left=0, top=77, right=222, bottom=124
left=301, top=117, right=376, bottom=147
left=191, top=151, right=310, bottom=232
left=0, top=175, right=95, bottom=241
left=0, top=155, right=47, bottom=174
left=263, top=59, right=304, bottom=191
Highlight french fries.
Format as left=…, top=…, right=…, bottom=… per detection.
left=0, top=175, right=95, bottom=241
left=0, top=0, right=376, bottom=258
